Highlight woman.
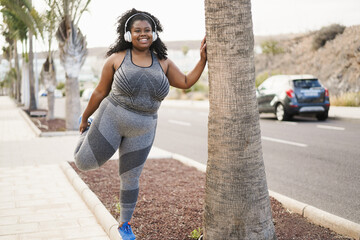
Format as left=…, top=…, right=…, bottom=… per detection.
left=74, top=8, right=207, bottom=240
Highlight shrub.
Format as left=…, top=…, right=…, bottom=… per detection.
left=255, top=70, right=282, bottom=88
left=189, top=227, right=202, bottom=239
left=56, top=82, right=65, bottom=90
left=256, top=72, right=269, bottom=88
left=312, top=24, right=345, bottom=50
left=260, top=40, right=284, bottom=55
left=331, top=92, right=360, bottom=106
left=182, top=45, right=189, bottom=56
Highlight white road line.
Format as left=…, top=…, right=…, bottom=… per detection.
left=262, top=136, right=308, bottom=148
left=282, top=122, right=298, bottom=126
left=168, top=120, right=192, bottom=126
left=317, top=125, right=345, bottom=131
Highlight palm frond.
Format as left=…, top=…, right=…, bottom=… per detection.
left=53, top=0, right=63, bottom=22
left=74, top=0, right=90, bottom=26
left=1, top=8, right=28, bottom=41
left=1, top=1, right=36, bottom=34
left=56, top=19, right=88, bottom=78
left=0, top=0, right=43, bottom=39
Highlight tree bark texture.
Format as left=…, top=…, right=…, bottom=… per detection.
left=28, top=31, right=37, bottom=110
left=204, top=0, right=276, bottom=239
left=65, top=76, right=81, bottom=130
left=41, top=55, right=56, bottom=120
left=21, top=62, right=30, bottom=108
left=14, top=40, right=22, bottom=103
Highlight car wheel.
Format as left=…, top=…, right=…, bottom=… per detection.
left=275, top=103, right=290, bottom=121
left=316, top=111, right=328, bottom=121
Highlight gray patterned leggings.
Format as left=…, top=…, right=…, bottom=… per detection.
left=74, top=97, right=157, bottom=222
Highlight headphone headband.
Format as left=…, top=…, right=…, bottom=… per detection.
left=124, top=13, right=157, bottom=33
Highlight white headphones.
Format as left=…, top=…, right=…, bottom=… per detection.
left=124, top=13, right=158, bottom=42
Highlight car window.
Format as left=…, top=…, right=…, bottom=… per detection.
left=293, top=79, right=321, bottom=88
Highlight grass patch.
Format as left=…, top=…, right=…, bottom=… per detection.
left=331, top=92, right=360, bottom=106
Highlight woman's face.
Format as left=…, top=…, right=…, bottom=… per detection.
left=130, top=20, right=153, bottom=49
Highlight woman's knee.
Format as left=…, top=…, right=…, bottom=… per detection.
left=74, top=153, right=99, bottom=171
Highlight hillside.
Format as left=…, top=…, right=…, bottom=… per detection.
left=255, top=25, right=360, bottom=96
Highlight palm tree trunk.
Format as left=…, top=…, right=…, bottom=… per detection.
left=65, top=76, right=81, bottom=129
left=204, top=0, right=276, bottom=239
left=22, top=61, right=30, bottom=107
left=41, top=54, right=57, bottom=120
left=14, top=40, right=22, bottom=103
left=28, top=30, right=37, bottom=110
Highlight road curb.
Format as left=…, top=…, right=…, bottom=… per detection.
left=19, top=108, right=79, bottom=137
left=269, top=191, right=360, bottom=240
left=60, top=162, right=121, bottom=240
left=158, top=148, right=360, bottom=240
left=18, top=108, right=42, bottom=137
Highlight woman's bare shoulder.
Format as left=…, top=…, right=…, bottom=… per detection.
left=157, top=56, right=171, bottom=74
left=107, top=50, right=127, bottom=70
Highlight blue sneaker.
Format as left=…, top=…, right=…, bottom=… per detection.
left=79, top=115, right=94, bottom=130
left=118, top=222, right=136, bottom=240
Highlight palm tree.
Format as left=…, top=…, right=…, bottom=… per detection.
left=40, top=0, right=58, bottom=120
left=203, top=0, right=277, bottom=239
left=0, top=4, right=26, bottom=102
left=55, top=0, right=90, bottom=130
left=0, top=0, right=43, bottom=110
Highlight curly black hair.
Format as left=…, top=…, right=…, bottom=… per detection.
left=106, top=8, right=168, bottom=60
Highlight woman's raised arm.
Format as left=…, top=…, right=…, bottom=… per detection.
left=166, top=37, right=207, bottom=89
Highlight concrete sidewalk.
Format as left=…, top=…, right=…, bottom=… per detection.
left=0, top=96, right=111, bottom=239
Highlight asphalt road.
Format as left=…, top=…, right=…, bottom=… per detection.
left=153, top=105, right=360, bottom=224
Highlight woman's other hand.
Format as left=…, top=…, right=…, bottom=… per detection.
left=79, top=120, right=89, bottom=133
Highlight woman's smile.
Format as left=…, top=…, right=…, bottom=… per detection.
left=131, top=20, right=153, bottom=47
left=139, top=38, right=149, bottom=43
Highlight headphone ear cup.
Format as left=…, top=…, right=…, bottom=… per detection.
left=152, top=32, right=157, bottom=42
left=124, top=31, right=132, bottom=42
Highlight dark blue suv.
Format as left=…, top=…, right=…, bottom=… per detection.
left=256, top=75, right=330, bottom=121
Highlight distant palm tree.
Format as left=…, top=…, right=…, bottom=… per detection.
left=40, top=0, right=58, bottom=120
left=40, top=55, right=56, bottom=119
left=55, top=0, right=90, bottom=130
left=203, top=0, right=277, bottom=239
left=0, top=1, right=27, bottom=102
left=0, top=0, right=43, bottom=110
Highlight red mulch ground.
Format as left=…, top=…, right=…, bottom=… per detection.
left=69, top=159, right=353, bottom=240
left=31, top=117, right=66, bottom=132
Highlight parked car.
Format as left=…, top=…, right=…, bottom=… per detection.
left=256, top=75, right=330, bottom=121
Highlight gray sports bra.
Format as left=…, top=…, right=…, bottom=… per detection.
left=109, top=49, right=170, bottom=115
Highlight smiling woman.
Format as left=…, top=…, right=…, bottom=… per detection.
left=72, top=8, right=207, bottom=240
